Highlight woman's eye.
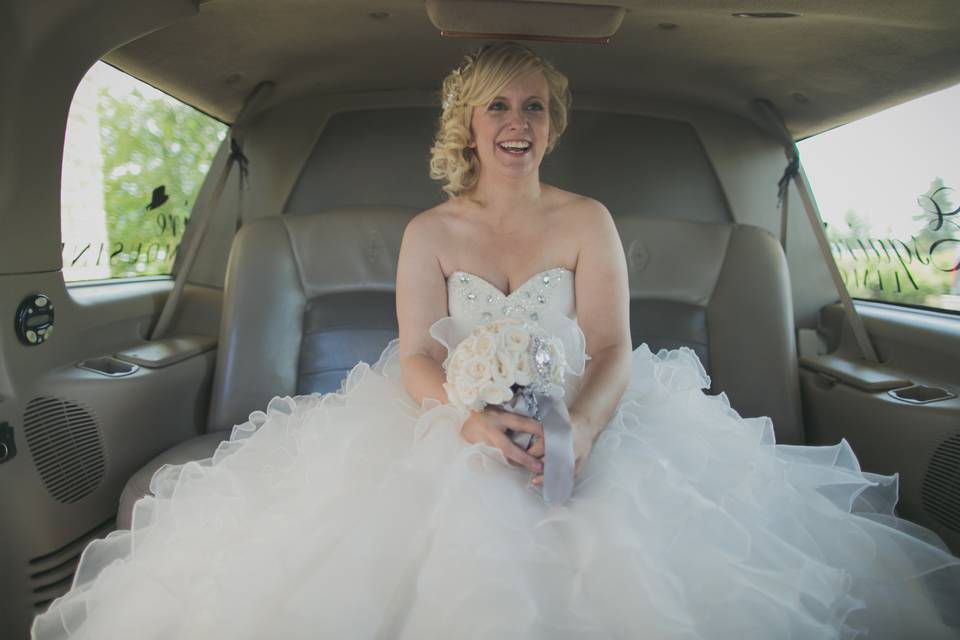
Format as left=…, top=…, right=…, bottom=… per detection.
left=526, top=102, right=544, bottom=111
left=488, top=101, right=508, bottom=111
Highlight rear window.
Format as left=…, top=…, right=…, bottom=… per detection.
left=61, top=61, right=227, bottom=283
left=799, top=83, right=960, bottom=313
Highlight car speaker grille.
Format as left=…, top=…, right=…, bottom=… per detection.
left=922, top=433, right=960, bottom=533
left=29, top=517, right=116, bottom=612
left=23, top=397, right=107, bottom=503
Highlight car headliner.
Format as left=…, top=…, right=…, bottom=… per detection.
left=102, top=0, right=960, bottom=138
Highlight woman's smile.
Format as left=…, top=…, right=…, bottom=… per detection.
left=497, top=139, right=532, bottom=156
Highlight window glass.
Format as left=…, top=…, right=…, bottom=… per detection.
left=61, top=61, right=227, bottom=282
left=799, top=83, right=960, bottom=313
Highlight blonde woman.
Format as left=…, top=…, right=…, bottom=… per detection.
left=400, top=42, right=631, bottom=486
left=33, top=42, right=960, bottom=640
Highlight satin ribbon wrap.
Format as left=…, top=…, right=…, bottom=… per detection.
left=430, top=311, right=588, bottom=505
left=503, top=392, right=576, bottom=505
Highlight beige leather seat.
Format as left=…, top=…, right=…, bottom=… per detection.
left=118, top=207, right=802, bottom=528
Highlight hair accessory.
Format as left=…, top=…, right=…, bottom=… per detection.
left=442, top=67, right=462, bottom=110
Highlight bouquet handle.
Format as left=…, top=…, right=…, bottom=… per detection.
left=505, top=393, right=575, bottom=505
left=537, top=394, right=576, bottom=505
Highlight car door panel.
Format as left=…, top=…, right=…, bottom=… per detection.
left=799, top=301, right=960, bottom=554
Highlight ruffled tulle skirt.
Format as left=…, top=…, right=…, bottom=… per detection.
left=32, top=341, right=960, bottom=639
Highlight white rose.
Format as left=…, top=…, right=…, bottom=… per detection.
left=457, top=383, right=480, bottom=409
left=463, top=356, right=492, bottom=385
left=513, top=352, right=533, bottom=386
left=499, top=325, right=531, bottom=353
left=495, top=350, right=518, bottom=385
left=472, top=331, right=497, bottom=358
left=450, top=347, right=470, bottom=371
left=460, top=335, right=480, bottom=356
left=480, top=382, right=512, bottom=405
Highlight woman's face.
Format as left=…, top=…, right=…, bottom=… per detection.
left=469, top=70, right=551, bottom=181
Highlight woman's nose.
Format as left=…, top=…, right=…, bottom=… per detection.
left=508, top=111, right=529, bottom=131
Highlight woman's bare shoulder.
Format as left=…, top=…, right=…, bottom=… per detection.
left=542, top=184, right=612, bottom=225
left=404, top=201, right=458, bottom=245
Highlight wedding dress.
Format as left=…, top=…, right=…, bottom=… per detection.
left=32, top=266, right=960, bottom=640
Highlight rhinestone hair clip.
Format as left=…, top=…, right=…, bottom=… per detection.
left=442, top=67, right=464, bottom=111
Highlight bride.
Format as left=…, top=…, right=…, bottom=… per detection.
left=33, top=42, right=960, bottom=639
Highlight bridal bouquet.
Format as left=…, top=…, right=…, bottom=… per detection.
left=440, top=317, right=576, bottom=505
left=442, top=317, right=568, bottom=416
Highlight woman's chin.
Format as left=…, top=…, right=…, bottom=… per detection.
left=487, top=153, right=543, bottom=178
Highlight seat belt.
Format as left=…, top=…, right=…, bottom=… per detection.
left=754, top=99, right=881, bottom=364
left=150, top=81, right=274, bottom=341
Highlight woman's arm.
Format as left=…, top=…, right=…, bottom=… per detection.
left=532, top=201, right=632, bottom=482
left=396, top=213, right=450, bottom=406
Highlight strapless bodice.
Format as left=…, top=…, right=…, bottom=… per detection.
left=446, top=266, right=575, bottom=326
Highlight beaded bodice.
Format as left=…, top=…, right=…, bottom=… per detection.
left=446, top=266, right=575, bottom=326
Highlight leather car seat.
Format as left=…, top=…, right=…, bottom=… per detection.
left=117, top=208, right=802, bottom=528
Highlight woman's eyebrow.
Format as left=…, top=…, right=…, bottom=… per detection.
left=491, top=95, right=546, bottom=102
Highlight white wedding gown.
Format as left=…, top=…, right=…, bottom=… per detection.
left=33, top=267, right=960, bottom=640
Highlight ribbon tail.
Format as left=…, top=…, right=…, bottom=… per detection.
left=538, top=394, right=575, bottom=505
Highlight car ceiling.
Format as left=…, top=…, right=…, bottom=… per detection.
left=103, top=0, right=960, bottom=139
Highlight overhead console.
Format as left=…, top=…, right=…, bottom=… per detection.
left=425, top=0, right=626, bottom=44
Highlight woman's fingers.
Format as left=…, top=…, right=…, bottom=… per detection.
left=527, top=437, right=545, bottom=458
left=501, top=411, right=543, bottom=437
left=492, top=431, right=544, bottom=473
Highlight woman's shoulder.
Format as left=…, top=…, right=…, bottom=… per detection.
left=542, top=185, right=612, bottom=225
left=404, top=201, right=457, bottom=241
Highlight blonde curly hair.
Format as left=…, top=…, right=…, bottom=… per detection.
left=429, top=42, right=571, bottom=198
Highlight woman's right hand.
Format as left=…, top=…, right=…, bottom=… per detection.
left=460, top=406, right=545, bottom=474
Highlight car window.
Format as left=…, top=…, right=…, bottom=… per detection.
left=799, top=82, right=960, bottom=314
left=61, top=61, right=227, bottom=283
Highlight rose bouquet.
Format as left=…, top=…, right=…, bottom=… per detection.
left=442, top=317, right=568, bottom=415
left=440, top=317, right=576, bottom=505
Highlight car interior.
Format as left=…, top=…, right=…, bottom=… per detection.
left=2, top=0, right=960, bottom=637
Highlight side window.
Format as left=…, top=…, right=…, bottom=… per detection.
left=799, top=83, right=960, bottom=314
left=61, top=61, right=227, bottom=283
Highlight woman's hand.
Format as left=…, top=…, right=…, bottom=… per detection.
left=460, top=406, right=545, bottom=474
left=529, top=416, right=594, bottom=487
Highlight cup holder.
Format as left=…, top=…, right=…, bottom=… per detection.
left=888, top=384, right=957, bottom=405
left=77, top=356, right=139, bottom=377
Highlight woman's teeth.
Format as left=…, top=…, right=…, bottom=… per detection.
left=498, top=141, right=531, bottom=155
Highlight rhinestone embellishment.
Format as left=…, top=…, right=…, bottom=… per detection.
left=449, top=267, right=570, bottom=325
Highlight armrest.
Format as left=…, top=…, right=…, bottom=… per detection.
left=115, top=334, right=217, bottom=369
left=799, top=354, right=912, bottom=392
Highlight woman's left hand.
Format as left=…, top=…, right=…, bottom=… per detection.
left=529, top=416, right=594, bottom=487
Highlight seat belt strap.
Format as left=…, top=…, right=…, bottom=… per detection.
left=792, top=163, right=881, bottom=363
left=150, top=81, right=273, bottom=341
left=757, top=99, right=881, bottom=364
left=777, top=152, right=799, bottom=252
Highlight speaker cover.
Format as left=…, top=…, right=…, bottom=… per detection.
left=23, top=396, right=106, bottom=504
left=922, top=433, right=960, bottom=533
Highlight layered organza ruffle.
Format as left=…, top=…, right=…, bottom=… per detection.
left=32, top=341, right=960, bottom=639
